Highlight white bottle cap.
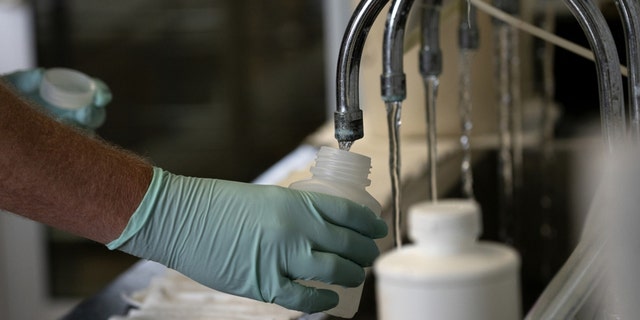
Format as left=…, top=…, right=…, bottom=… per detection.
left=409, top=199, right=482, bottom=253
left=39, top=68, right=96, bottom=110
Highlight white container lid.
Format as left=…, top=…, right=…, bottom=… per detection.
left=409, top=199, right=482, bottom=250
left=39, top=68, right=96, bottom=110
left=375, top=200, right=519, bottom=284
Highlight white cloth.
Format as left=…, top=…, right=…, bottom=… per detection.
left=110, top=269, right=304, bottom=320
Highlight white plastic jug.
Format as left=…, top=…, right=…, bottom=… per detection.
left=374, top=199, right=521, bottom=320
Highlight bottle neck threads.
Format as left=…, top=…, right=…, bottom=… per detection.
left=310, top=147, right=372, bottom=187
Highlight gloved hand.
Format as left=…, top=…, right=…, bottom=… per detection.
left=2, top=68, right=111, bottom=130
left=108, top=167, right=388, bottom=313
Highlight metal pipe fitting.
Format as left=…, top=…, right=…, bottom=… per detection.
left=458, top=0, right=479, bottom=50
left=419, top=0, right=443, bottom=78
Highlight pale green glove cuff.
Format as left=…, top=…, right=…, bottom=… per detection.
left=107, top=167, right=164, bottom=250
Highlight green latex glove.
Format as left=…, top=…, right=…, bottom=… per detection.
left=2, top=68, right=111, bottom=130
left=108, top=167, right=388, bottom=313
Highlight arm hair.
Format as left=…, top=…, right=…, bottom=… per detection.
left=0, top=80, right=152, bottom=244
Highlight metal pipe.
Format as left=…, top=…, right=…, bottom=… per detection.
left=562, top=0, right=626, bottom=153
left=335, top=0, right=390, bottom=146
left=612, top=0, right=640, bottom=142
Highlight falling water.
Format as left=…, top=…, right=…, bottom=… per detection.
left=458, top=50, right=475, bottom=199
left=539, top=2, right=558, bottom=278
left=425, top=76, right=439, bottom=202
left=495, top=23, right=517, bottom=244
left=540, top=3, right=557, bottom=215
left=510, top=27, right=524, bottom=199
left=386, top=101, right=403, bottom=248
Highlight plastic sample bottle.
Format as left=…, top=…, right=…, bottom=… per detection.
left=374, top=199, right=520, bottom=320
left=38, top=68, right=105, bottom=130
left=39, top=68, right=96, bottom=110
left=290, top=146, right=382, bottom=318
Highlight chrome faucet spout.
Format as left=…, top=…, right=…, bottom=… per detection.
left=381, top=0, right=416, bottom=103
left=335, top=0, right=390, bottom=146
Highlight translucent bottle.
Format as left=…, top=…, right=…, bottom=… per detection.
left=38, top=68, right=105, bottom=130
left=290, top=146, right=382, bottom=318
left=374, top=199, right=520, bottom=320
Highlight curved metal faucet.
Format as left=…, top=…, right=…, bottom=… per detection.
left=381, top=0, right=416, bottom=103
left=612, top=0, right=640, bottom=141
left=562, top=0, right=626, bottom=153
left=335, top=0, right=390, bottom=147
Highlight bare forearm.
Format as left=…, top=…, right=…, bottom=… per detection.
left=0, top=80, right=152, bottom=244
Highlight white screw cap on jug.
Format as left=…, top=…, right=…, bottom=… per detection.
left=408, top=200, right=482, bottom=254
left=374, top=199, right=521, bottom=320
left=39, top=68, right=96, bottom=110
